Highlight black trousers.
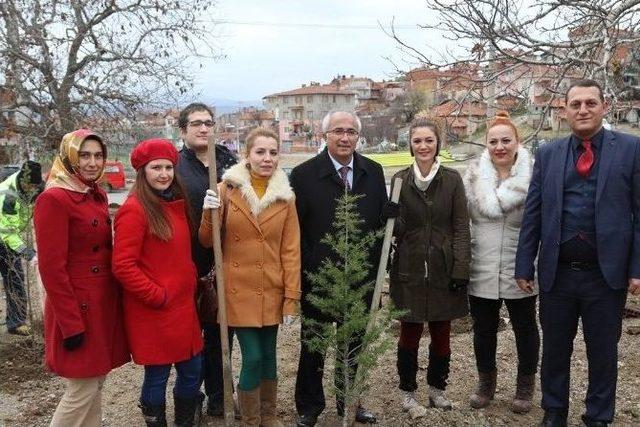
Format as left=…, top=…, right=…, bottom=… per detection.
left=469, top=294, right=540, bottom=375
left=0, top=243, right=27, bottom=330
left=294, top=320, right=361, bottom=417
left=539, top=265, right=626, bottom=423
left=201, top=322, right=234, bottom=402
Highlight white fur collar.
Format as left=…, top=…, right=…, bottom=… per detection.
left=464, top=146, right=532, bottom=218
left=222, top=163, right=295, bottom=217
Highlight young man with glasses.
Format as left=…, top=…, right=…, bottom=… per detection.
left=175, top=102, right=237, bottom=417
left=290, top=111, right=397, bottom=427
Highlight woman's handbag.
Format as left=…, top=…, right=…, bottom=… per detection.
left=196, top=269, right=218, bottom=323
left=196, top=188, right=228, bottom=324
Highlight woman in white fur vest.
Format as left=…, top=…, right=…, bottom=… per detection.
left=463, top=112, right=540, bottom=414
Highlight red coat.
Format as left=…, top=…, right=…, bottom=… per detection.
left=34, top=188, right=130, bottom=378
left=112, top=195, right=203, bottom=365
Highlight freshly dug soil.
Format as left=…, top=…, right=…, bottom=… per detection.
left=2, top=297, right=640, bottom=426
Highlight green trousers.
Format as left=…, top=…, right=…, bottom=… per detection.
left=235, top=325, right=278, bottom=391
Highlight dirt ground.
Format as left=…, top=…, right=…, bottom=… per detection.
left=1, top=295, right=640, bottom=427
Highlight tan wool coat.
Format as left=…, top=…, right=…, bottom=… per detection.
left=199, top=163, right=301, bottom=327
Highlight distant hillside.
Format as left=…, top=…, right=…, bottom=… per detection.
left=204, top=98, right=264, bottom=115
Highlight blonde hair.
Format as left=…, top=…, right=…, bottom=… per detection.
left=486, top=111, right=520, bottom=142
left=244, top=127, right=279, bottom=156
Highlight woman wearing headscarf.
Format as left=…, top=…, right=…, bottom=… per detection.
left=34, top=129, right=129, bottom=427
left=389, top=117, right=470, bottom=416
left=199, top=127, right=300, bottom=427
left=463, top=112, right=539, bottom=413
left=112, top=138, right=203, bottom=427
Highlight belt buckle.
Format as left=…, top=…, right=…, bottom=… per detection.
left=569, top=261, right=583, bottom=271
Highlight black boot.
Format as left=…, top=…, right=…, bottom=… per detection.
left=397, top=344, right=418, bottom=392
left=138, top=400, right=167, bottom=427
left=174, top=392, right=205, bottom=427
left=426, top=346, right=452, bottom=410
left=426, top=345, right=450, bottom=390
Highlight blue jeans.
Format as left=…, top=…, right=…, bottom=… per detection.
left=141, top=353, right=202, bottom=406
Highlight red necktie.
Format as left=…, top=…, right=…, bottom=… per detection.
left=576, top=139, right=594, bottom=178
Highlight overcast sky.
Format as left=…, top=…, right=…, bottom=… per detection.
left=195, top=0, right=445, bottom=104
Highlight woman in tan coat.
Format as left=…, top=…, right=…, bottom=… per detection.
left=199, top=127, right=301, bottom=427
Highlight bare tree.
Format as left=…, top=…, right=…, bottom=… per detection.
left=0, top=0, right=223, bottom=151
left=387, top=0, right=640, bottom=131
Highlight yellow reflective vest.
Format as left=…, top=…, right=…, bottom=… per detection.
left=0, top=172, right=34, bottom=253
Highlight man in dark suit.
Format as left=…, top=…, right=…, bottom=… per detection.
left=515, top=79, right=640, bottom=427
left=290, top=111, right=391, bottom=427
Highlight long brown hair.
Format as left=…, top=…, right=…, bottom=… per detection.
left=409, top=116, right=442, bottom=157
left=132, top=168, right=194, bottom=241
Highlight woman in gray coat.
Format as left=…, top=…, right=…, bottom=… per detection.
left=463, top=112, right=539, bottom=414
left=390, top=117, right=470, bottom=417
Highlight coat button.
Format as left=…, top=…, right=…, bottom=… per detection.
left=234, top=235, right=240, bottom=241
left=92, top=219, right=99, bottom=227
left=258, top=236, right=264, bottom=242
left=92, top=245, right=100, bottom=252
left=233, top=262, right=239, bottom=267
left=256, top=289, right=263, bottom=295
left=91, top=266, right=99, bottom=273
left=80, top=302, right=88, bottom=311
left=256, top=262, right=263, bottom=269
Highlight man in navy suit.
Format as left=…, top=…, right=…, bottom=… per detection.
left=515, top=79, right=640, bottom=427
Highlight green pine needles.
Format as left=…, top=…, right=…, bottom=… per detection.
left=302, top=192, right=404, bottom=426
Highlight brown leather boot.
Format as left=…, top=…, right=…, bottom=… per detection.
left=469, top=370, right=497, bottom=409
left=237, top=387, right=261, bottom=426
left=511, top=374, right=535, bottom=414
left=260, top=379, right=284, bottom=427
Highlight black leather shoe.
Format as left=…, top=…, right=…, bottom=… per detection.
left=539, top=409, right=568, bottom=427
left=581, top=414, right=609, bottom=427
left=297, top=413, right=318, bottom=427
left=336, top=406, right=378, bottom=424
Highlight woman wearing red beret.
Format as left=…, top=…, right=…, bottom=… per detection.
left=112, top=138, right=204, bottom=427
left=34, top=129, right=129, bottom=427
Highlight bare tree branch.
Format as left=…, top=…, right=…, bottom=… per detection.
left=0, top=0, right=223, bottom=151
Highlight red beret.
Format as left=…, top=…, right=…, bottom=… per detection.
left=130, top=138, right=179, bottom=170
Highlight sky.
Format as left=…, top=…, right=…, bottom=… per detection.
left=195, top=0, right=445, bottom=105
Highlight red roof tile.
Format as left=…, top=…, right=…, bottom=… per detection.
left=264, top=83, right=355, bottom=97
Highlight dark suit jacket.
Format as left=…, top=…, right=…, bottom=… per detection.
left=515, top=129, right=640, bottom=291
left=289, top=149, right=387, bottom=320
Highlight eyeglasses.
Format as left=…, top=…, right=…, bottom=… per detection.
left=188, top=120, right=215, bottom=128
left=328, top=128, right=359, bottom=137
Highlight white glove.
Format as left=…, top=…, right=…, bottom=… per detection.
left=203, top=189, right=220, bottom=209
left=283, top=315, right=296, bottom=326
